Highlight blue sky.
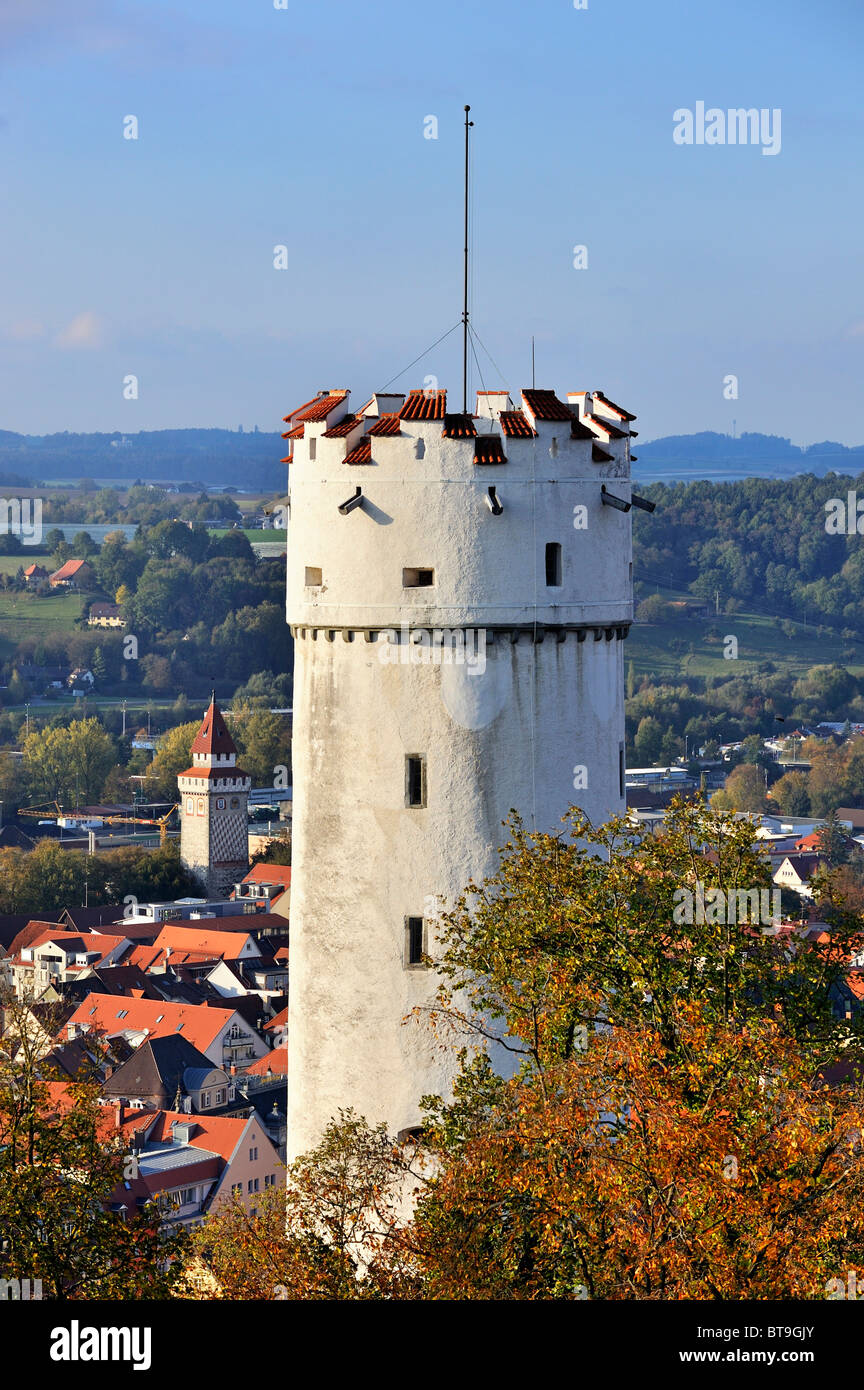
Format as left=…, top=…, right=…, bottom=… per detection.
left=0, top=0, right=861, bottom=445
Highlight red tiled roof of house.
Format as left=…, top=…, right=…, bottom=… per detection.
left=240, top=864, right=292, bottom=888
left=499, top=410, right=536, bottom=438
left=63, top=992, right=237, bottom=1052
left=593, top=391, right=636, bottom=422
left=189, top=697, right=237, bottom=757
left=282, top=424, right=305, bottom=440
left=323, top=414, right=360, bottom=438
left=473, top=436, right=507, bottom=465
left=23, top=563, right=47, bottom=577
left=152, top=924, right=256, bottom=962
left=366, top=413, right=401, bottom=437
left=245, top=1048, right=287, bottom=1078
left=344, top=439, right=372, bottom=465
left=7, top=919, right=66, bottom=956
left=264, top=1005, right=289, bottom=1033
left=399, top=389, right=447, bottom=421
left=142, top=1108, right=250, bottom=1163
left=442, top=414, right=477, bottom=439
left=294, top=392, right=349, bottom=423
left=50, top=558, right=90, bottom=582
left=15, top=928, right=128, bottom=960
left=522, top=390, right=572, bottom=422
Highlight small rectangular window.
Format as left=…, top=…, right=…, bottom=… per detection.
left=545, top=542, right=562, bottom=587
left=403, top=567, right=435, bottom=588
left=308, top=437, right=317, bottom=460
left=305, top=566, right=322, bottom=587
left=619, top=742, right=625, bottom=798
left=405, top=916, right=425, bottom=968
left=405, top=755, right=426, bottom=808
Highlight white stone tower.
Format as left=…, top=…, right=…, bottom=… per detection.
left=284, top=384, right=640, bottom=1158
left=178, top=696, right=251, bottom=898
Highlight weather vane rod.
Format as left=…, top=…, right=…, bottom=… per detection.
left=462, top=104, right=474, bottom=415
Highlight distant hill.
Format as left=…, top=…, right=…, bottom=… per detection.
left=638, top=431, right=864, bottom=478
left=0, top=429, right=286, bottom=490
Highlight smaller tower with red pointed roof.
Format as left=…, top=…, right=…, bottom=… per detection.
left=178, top=695, right=251, bottom=898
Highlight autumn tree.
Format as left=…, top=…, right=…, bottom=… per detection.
left=710, top=762, right=769, bottom=813
left=0, top=989, right=186, bottom=1298
left=193, top=1113, right=417, bottom=1300
left=21, top=717, right=115, bottom=806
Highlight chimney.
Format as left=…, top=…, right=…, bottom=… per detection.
left=115, top=1101, right=125, bottom=1128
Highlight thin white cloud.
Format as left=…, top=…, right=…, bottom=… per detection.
left=53, top=311, right=105, bottom=350
left=0, top=0, right=239, bottom=68
left=7, top=318, right=45, bottom=341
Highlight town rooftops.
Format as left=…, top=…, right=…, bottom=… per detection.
left=64, top=992, right=238, bottom=1053
left=244, top=1048, right=287, bottom=1078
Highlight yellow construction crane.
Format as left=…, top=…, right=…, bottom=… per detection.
left=20, top=803, right=179, bottom=845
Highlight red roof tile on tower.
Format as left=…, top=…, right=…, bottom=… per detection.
left=522, top=389, right=573, bottom=422
left=190, top=698, right=238, bottom=757
left=442, top=414, right=477, bottom=439
left=473, top=436, right=507, bottom=465
left=571, top=416, right=597, bottom=441
left=366, top=413, right=401, bottom=437
left=399, top=389, right=447, bottom=421
left=282, top=424, right=305, bottom=440
left=294, top=392, right=348, bottom=423
left=323, top=414, right=360, bottom=438
left=586, top=415, right=628, bottom=440
left=593, top=391, right=637, bottom=422
left=499, top=411, right=536, bottom=438
left=344, top=439, right=372, bottom=465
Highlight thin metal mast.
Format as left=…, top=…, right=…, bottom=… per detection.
left=462, top=104, right=473, bottom=414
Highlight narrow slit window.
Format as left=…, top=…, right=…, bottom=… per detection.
left=403, top=567, right=435, bottom=588
left=305, top=566, right=323, bottom=586
left=619, top=742, right=625, bottom=799
left=405, top=916, right=425, bottom=968
left=545, top=542, right=562, bottom=587
left=308, top=437, right=317, bottom=460
left=406, top=755, right=426, bottom=808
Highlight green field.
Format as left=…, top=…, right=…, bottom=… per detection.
left=629, top=606, right=864, bottom=680
left=0, top=590, right=82, bottom=658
